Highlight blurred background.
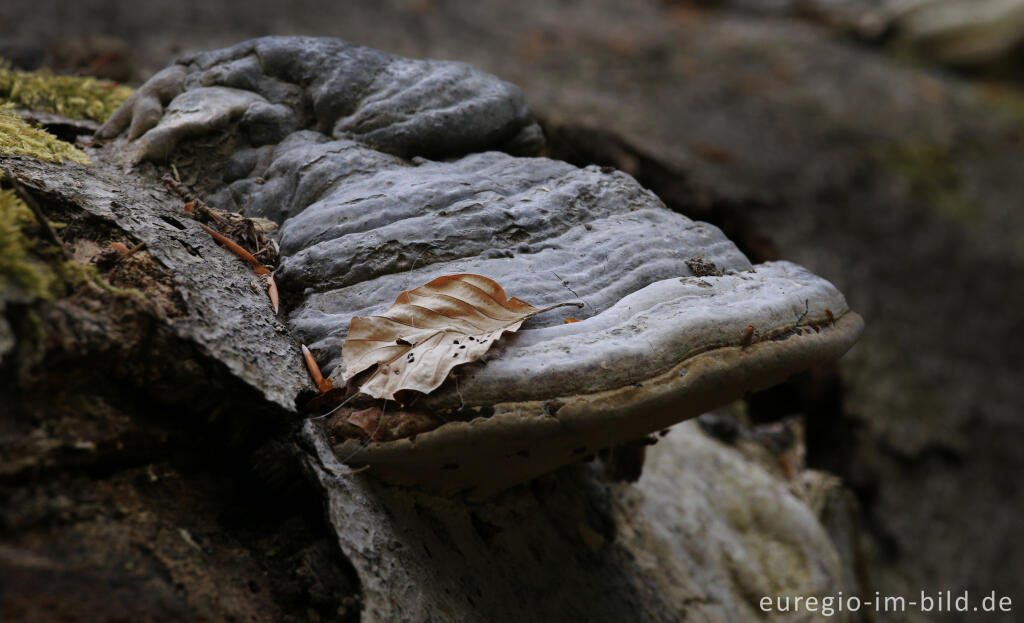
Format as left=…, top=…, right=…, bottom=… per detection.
left=2, top=0, right=1021, bottom=620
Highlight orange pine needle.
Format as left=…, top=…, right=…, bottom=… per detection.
left=563, top=317, right=580, bottom=324
left=267, top=273, right=279, bottom=314
left=110, top=242, right=130, bottom=255
left=199, top=223, right=265, bottom=272
left=741, top=325, right=755, bottom=347
left=183, top=200, right=195, bottom=214
left=302, top=344, right=334, bottom=393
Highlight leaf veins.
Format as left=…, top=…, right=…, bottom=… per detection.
left=342, top=274, right=580, bottom=400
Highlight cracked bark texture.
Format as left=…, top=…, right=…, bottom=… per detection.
left=2, top=156, right=308, bottom=412
left=1, top=154, right=356, bottom=621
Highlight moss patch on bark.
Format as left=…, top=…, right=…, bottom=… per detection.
left=0, top=185, right=58, bottom=299
left=0, top=108, right=92, bottom=164
left=0, top=65, right=133, bottom=123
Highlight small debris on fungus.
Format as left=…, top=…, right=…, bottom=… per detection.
left=327, top=406, right=444, bottom=443
left=741, top=325, right=755, bottom=347
left=685, top=256, right=721, bottom=277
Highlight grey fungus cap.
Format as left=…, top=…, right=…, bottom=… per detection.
left=330, top=263, right=861, bottom=497
left=98, top=36, right=863, bottom=496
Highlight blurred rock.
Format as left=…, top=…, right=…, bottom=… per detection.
left=672, top=0, right=1024, bottom=67
left=48, top=35, right=137, bottom=82
left=889, top=0, right=1024, bottom=66
left=0, top=39, right=46, bottom=70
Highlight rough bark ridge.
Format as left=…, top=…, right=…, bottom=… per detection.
left=1, top=154, right=358, bottom=621
left=3, top=37, right=863, bottom=622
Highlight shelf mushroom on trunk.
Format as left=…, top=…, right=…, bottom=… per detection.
left=96, top=36, right=863, bottom=497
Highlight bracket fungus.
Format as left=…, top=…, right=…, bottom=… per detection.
left=98, top=36, right=863, bottom=496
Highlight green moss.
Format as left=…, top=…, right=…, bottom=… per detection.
left=60, top=258, right=147, bottom=302
left=0, top=186, right=59, bottom=299
left=0, top=64, right=133, bottom=123
left=876, top=142, right=979, bottom=223
left=0, top=180, right=145, bottom=305
left=0, top=64, right=136, bottom=164
left=0, top=106, right=92, bottom=165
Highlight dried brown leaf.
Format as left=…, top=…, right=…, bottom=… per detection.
left=342, top=274, right=579, bottom=401
left=330, top=406, right=444, bottom=442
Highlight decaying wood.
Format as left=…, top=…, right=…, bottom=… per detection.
left=1, top=156, right=307, bottom=410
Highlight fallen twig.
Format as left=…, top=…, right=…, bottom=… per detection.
left=162, top=174, right=226, bottom=227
